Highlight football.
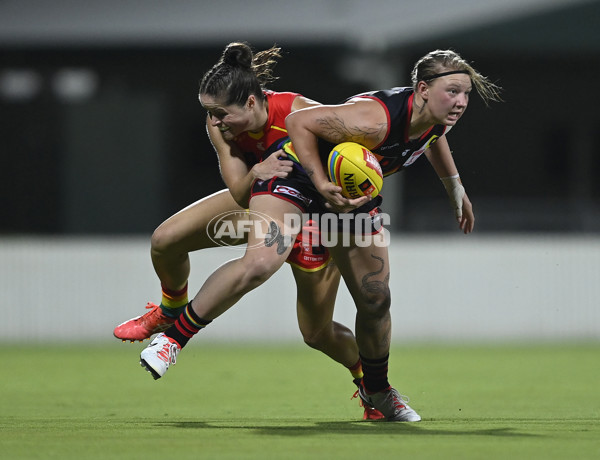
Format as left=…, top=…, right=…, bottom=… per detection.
left=327, top=142, right=383, bottom=199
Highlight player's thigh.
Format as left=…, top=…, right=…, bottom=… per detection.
left=153, top=189, right=246, bottom=251
left=226, top=194, right=304, bottom=284
left=246, top=194, right=303, bottom=257
left=292, top=262, right=341, bottom=327
left=327, top=232, right=391, bottom=302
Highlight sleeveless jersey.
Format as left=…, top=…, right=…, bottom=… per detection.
left=351, top=87, right=452, bottom=176
left=234, top=91, right=298, bottom=164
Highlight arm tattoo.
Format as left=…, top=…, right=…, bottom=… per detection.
left=264, top=221, right=291, bottom=255
left=316, top=112, right=387, bottom=145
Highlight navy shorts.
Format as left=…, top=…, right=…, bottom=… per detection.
left=250, top=170, right=385, bottom=236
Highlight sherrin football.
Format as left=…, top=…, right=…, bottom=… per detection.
left=327, top=142, right=383, bottom=199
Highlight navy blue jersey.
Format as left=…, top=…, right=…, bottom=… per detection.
left=346, top=87, right=451, bottom=176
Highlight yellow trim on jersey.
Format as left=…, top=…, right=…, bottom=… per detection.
left=285, top=255, right=333, bottom=272
left=247, top=130, right=264, bottom=140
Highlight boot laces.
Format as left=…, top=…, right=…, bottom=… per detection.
left=140, top=303, right=163, bottom=325
left=388, top=390, right=410, bottom=410
left=156, top=340, right=178, bottom=365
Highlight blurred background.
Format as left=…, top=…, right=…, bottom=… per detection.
left=1, top=0, right=599, bottom=343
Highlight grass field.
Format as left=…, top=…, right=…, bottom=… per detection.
left=1, top=342, right=598, bottom=459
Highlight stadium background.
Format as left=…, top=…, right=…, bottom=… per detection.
left=1, top=0, right=599, bottom=343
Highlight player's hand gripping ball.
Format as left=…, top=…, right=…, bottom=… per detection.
left=327, top=142, right=383, bottom=199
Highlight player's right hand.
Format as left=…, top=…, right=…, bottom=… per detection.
left=317, top=181, right=370, bottom=212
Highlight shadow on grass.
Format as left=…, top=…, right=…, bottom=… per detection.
left=154, top=420, right=541, bottom=438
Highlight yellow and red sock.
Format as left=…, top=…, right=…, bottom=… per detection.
left=160, top=282, right=188, bottom=318
left=348, top=359, right=364, bottom=380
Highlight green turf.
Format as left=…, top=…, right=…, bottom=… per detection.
left=1, top=343, right=599, bottom=459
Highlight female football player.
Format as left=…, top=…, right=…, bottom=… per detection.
left=114, top=42, right=382, bottom=419
left=139, top=47, right=500, bottom=422
left=283, top=49, right=501, bottom=419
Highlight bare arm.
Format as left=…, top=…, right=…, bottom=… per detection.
left=424, top=135, right=458, bottom=177
left=285, top=98, right=388, bottom=210
left=207, top=120, right=256, bottom=207
left=208, top=96, right=321, bottom=208
left=425, top=137, right=474, bottom=234
left=291, top=95, right=321, bottom=111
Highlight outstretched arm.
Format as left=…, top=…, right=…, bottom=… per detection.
left=425, top=136, right=474, bottom=234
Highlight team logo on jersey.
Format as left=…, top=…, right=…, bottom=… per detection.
left=404, top=135, right=440, bottom=167
left=426, top=136, right=440, bottom=148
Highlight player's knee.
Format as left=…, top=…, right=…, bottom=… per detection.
left=150, top=226, right=172, bottom=254
left=151, top=223, right=179, bottom=255
left=301, top=325, right=328, bottom=351
left=359, top=290, right=391, bottom=319
left=239, top=256, right=280, bottom=290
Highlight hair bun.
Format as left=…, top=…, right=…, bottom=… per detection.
left=222, top=42, right=253, bottom=69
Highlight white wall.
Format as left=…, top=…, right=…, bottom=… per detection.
left=1, top=235, right=598, bottom=344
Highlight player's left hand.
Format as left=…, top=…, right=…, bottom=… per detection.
left=252, top=149, right=294, bottom=180
left=458, top=193, right=474, bottom=234
left=441, top=175, right=474, bottom=234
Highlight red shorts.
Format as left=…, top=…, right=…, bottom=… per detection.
left=286, top=220, right=331, bottom=272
